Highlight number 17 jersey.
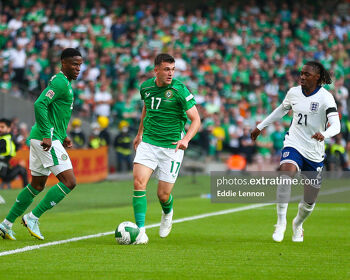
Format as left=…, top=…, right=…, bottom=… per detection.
left=140, top=78, right=196, bottom=149
left=282, top=85, right=338, bottom=162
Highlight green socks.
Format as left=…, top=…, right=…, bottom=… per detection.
left=32, top=182, right=71, bottom=218
left=160, top=194, right=173, bottom=214
left=6, top=184, right=41, bottom=223
left=133, top=190, right=147, bottom=228
left=132, top=191, right=173, bottom=227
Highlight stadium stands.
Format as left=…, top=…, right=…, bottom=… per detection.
left=0, top=0, right=349, bottom=169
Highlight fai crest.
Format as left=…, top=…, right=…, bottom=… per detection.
left=310, top=102, right=319, bottom=113
left=61, top=154, right=68, bottom=161
left=165, top=90, right=173, bottom=99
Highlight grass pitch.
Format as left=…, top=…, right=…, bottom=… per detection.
left=0, top=176, right=349, bottom=279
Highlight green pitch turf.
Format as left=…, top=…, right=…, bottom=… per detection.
left=0, top=176, right=349, bottom=279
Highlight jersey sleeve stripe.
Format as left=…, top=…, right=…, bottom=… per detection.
left=326, top=107, right=337, bottom=115
left=186, top=94, right=194, bottom=101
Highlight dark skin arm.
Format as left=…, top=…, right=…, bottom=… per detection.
left=250, top=127, right=261, bottom=141
left=41, top=138, right=52, bottom=151
left=41, top=136, right=73, bottom=151
left=311, top=132, right=324, bottom=142
left=63, top=136, right=73, bottom=148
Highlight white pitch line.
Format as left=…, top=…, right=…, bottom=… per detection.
left=1, top=186, right=349, bottom=257
left=0, top=203, right=271, bottom=257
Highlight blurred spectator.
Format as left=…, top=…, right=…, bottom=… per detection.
left=211, top=117, right=226, bottom=160
left=121, top=96, right=138, bottom=127
left=227, top=116, right=244, bottom=154
left=335, top=77, right=349, bottom=119
left=25, top=64, right=39, bottom=92
left=328, top=133, right=350, bottom=171
left=114, top=120, right=132, bottom=172
left=0, top=118, right=28, bottom=189
left=97, top=116, right=111, bottom=146
left=70, top=118, right=86, bottom=148
left=88, top=122, right=104, bottom=149
left=94, top=83, right=113, bottom=118
left=15, top=122, right=29, bottom=150
left=255, top=129, right=273, bottom=170
left=239, top=126, right=255, bottom=164
left=43, top=18, right=61, bottom=39
left=8, top=14, right=22, bottom=33
left=270, top=122, right=285, bottom=163
left=11, top=44, right=26, bottom=85
left=0, top=73, right=12, bottom=94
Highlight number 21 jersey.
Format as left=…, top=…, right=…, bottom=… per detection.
left=282, top=86, right=338, bottom=162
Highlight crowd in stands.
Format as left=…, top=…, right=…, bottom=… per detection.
left=0, top=0, right=349, bottom=170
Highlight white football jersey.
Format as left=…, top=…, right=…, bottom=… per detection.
left=282, top=86, right=338, bottom=162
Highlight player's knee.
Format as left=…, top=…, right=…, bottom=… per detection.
left=134, top=177, right=146, bottom=190
left=157, top=190, right=170, bottom=203
left=65, top=178, right=76, bottom=190
left=279, top=163, right=297, bottom=177
left=30, top=183, right=45, bottom=192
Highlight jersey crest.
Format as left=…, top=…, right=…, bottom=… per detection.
left=310, top=102, right=319, bottom=113
left=165, top=90, right=173, bottom=99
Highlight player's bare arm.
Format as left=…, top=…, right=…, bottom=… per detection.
left=63, top=136, right=73, bottom=148
left=133, top=104, right=146, bottom=151
left=41, top=138, right=52, bottom=151
left=311, top=132, right=324, bottom=142
left=172, top=105, right=201, bottom=152
left=251, top=127, right=261, bottom=141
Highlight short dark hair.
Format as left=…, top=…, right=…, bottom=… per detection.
left=305, top=61, right=332, bottom=85
left=61, top=48, right=82, bottom=60
left=0, top=118, right=11, bottom=127
left=154, top=53, right=175, bottom=66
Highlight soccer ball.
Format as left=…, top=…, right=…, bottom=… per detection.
left=115, top=221, right=140, bottom=245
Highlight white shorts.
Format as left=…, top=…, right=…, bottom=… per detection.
left=29, top=139, right=72, bottom=176
left=134, top=141, right=184, bottom=184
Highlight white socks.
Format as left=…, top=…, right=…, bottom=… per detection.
left=276, top=203, right=288, bottom=225
left=276, top=175, right=292, bottom=225
left=294, top=201, right=315, bottom=228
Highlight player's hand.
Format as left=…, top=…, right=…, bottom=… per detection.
left=172, top=139, right=189, bottom=152
left=311, top=132, right=324, bottom=142
left=63, top=137, right=73, bottom=148
left=251, top=128, right=261, bottom=141
left=133, top=134, right=142, bottom=151
left=41, top=138, right=52, bottom=151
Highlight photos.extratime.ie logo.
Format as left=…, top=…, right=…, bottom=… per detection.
left=215, top=176, right=319, bottom=188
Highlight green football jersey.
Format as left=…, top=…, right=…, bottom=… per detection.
left=29, top=72, right=74, bottom=143
left=140, top=77, right=196, bottom=148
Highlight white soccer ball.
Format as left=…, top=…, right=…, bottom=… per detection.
left=115, top=221, right=140, bottom=245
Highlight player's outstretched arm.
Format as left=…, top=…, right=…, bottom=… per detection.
left=173, top=105, right=201, bottom=152
left=254, top=104, right=289, bottom=136
left=251, top=128, right=261, bottom=141
left=133, top=104, right=146, bottom=151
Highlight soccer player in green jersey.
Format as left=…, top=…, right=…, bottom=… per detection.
left=132, top=53, right=201, bottom=244
left=0, top=48, right=83, bottom=240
